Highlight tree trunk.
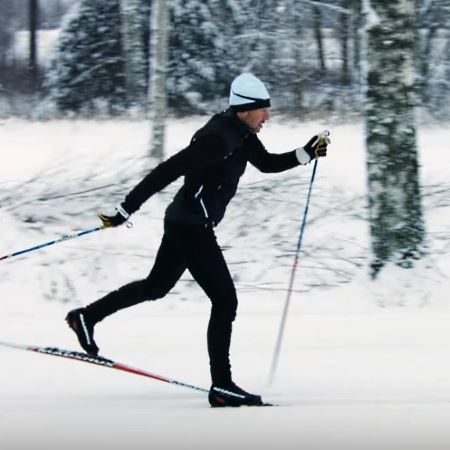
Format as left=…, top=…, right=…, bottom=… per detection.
left=29, top=0, right=39, bottom=88
left=339, top=6, right=350, bottom=84
left=364, top=0, right=425, bottom=278
left=293, top=0, right=306, bottom=116
left=351, top=0, right=362, bottom=82
left=119, top=0, right=147, bottom=111
left=149, top=0, right=169, bottom=160
left=0, top=0, right=15, bottom=70
left=312, top=5, right=326, bottom=74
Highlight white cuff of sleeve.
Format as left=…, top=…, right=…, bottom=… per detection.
left=116, top=204, right=130, bottom=219
left=295, top=147, right=312, bottom=165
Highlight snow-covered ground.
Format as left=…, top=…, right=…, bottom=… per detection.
left=0, top=117, right=449, bottom=450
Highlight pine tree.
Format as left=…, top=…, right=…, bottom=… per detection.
left=364, top=0, right=425, bottom=277
left=415, top=0, right=450, bottom=115
left=276, top=0, right=308, bottom=114
left=47, top=0, right=126, bottom=115
left=167, top=0, right=231, bottom=113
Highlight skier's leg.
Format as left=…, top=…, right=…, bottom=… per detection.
left=165, top=221, right=237, bottom=385
left=87, top=231, right=187, bottom=323
left=165, top=221, right=262, bottom=406
left=66, top=225, right=186, bottom=354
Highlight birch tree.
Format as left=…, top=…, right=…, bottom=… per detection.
left=364, top=0, right=425, bottom=277
left=149, top=0, right=169, bottom=159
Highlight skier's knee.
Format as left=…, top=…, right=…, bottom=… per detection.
left=212, top=297, right=237, bottom=322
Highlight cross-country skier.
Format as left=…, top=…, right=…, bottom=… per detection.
left=66, top=73, right=329, bottom=407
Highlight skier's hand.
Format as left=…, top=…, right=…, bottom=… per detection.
left=98, top=213, right=126, bottom=228
left=98, top=205, right=129, bottom=228
left=303, top=131, right=330, bottom=159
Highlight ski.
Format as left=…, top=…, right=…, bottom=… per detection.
left=0, top=340, right=275, bottom=406
left=0, top=339, right=209, bottom=393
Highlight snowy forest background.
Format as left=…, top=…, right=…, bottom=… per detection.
left=1, top=0, right=449, bottom=120
left=0, top=0, right=449, bottom=288
left=2, top=4, right=450, bottom=446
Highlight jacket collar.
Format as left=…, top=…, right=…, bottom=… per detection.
left=221, top=108, right=253, bottom=136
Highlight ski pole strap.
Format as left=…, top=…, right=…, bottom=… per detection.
left=0, top=226, right=103, bottom=261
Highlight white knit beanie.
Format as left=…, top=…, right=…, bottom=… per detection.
left=229, top=73, right=271, bottom=112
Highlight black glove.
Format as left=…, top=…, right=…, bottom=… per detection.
left=303, top=131, right=330, bottom=160
left=98, top=205, right=129, bottom=228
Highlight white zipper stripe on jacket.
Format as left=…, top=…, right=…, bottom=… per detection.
left=194, top=185, right=204, bottom=198
left=194, top=185, right=209, bottom=219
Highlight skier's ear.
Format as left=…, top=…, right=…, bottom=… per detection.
left=236, top=111, right=249, bottom=121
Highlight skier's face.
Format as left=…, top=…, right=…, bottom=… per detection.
left=238, top=108, right=270, bottom=133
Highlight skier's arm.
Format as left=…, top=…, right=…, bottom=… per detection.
left=100, top=135, right=229, bottom=225
left=248, top=133, right=329, bottom=173
left=247, top=135, right=302, bottom=173
left=121, top=135, right=229, bottom=215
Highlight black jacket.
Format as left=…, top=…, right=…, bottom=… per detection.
left=121, top=109, right=307, bottom=226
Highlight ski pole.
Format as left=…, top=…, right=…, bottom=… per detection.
left=0, top=226, right=103, bottom=262
left=268, top=131, right=328, bottom=385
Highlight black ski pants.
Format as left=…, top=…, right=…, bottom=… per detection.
left=86, top=219, right=238, bottom=385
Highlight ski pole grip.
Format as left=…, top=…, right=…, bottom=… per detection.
left=317, top=129, right=330, bottom=145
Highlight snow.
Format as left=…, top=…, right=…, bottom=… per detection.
left=0, top=117, right=450, bottom=450
left=362, top=0, right=381, bottom=30
left=12, top=30, right=61, bottom=68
